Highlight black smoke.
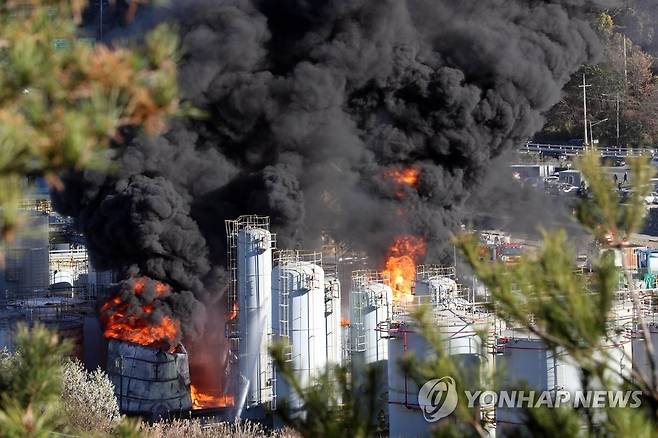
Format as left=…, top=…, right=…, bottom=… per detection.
left=55, top=0, right=611, bottom=339
left=101, top=273, right=205, bottom=347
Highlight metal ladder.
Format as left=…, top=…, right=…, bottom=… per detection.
left=279, top=267, right=292, bottom=362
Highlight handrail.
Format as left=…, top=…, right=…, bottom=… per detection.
left=519, top=142, right=653, bottom=157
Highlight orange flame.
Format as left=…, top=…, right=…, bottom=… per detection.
left=101, top=277, right=181, bottom=352
left=190, top=384, right=235, bottom=409
left=382, top=235, right=426, bottom=302
left=226, top=301, right=238, bottom=321
left=340, top=319, right=350, bottom=327
left=385, top=167, right=420, bottom=187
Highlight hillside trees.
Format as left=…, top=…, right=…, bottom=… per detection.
left=540, top=13, right=658, bottom=148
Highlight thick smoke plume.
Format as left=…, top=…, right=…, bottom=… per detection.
left=56, top=0, right=609, bottom=339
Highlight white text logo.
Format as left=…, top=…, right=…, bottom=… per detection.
left=418, top=376, right=459, bottom=422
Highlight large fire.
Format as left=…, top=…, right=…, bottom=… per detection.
left=190, top=384, right=235, bottom=409
left=385, top=167, right=420, bottom=187
left=383, top=235, right=426, bottom=302
left=101, top=277, right=181, bottom=352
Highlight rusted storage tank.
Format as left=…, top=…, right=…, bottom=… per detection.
left=106, top=340, right=192, bottom=420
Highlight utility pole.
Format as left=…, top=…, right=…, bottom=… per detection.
left=579, top=74, right=591, bottom=149
left=99, top=0, right=104, bottom=41
left=617, top=91, right=621, bottom=147
left=623, top=35, right=628, bottom=87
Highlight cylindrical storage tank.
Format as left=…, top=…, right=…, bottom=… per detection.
left=414, top=277, right=458, bottom=305
left=350, top=277, right=392, bottom=419
left=496, top=333, right=630, bottom=435
left=496, top=336, right=581, bottom=435
left=324, top=278, right=342, bottom=366
left=1, top=212, right=49, bottom=295
left=272, top=261, right=327, bottom=409
left=351, top=282, right=392, bottom=364
left=237, top=227, right=273, bottom=409
left=387, top=316, right=482, bottom=438
left=632, top=323, right=658, bottom=384
left=106, top=340, right=192, bottom=420
left=7, top=297, right=87, bottom=359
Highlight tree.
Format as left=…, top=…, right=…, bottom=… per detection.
left=61, top=359, right=122, bottom=435
left=0, top=0, right=179, bottom=242
left=0, top=324, right=72, bottom=436
left=541, top=19, right=658, bottom=147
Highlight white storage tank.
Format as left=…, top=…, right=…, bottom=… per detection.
left=237, top=226, right=273, bottom=410
left=387, top=312, right=482, bottom=438
left=349, top=271, right=392, bottom=417
left=324, top=278, right=342, bottom=366
left=272, top=258, right=327, bottom=409
left=226, top=215, right=275, bottom=414
left=495, top=335, right=581, bottom=434
left=497, top=327, right=631, bottom=435
left=414, top=276, right=458, bottom=305
left=350, top=273, right=392, bottom=365
left=0, top=212, right=49, bottom=295
left=631, top=323, right=658, bottom=384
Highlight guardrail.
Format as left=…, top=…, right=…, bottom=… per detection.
left=519, top=143, right=654, bottom=158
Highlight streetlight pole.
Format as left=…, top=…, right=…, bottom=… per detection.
left=589, top=118, right=609, bottom=147
left=590, top=121, right=594, bottom=147
left=601, top=93, right=624, bottom=147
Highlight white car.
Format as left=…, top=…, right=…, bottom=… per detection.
left=560, top=183, right=579, bottom=193
left=644, top=192, right=658, bottom=205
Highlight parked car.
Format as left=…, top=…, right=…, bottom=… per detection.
left=604, top=157, right=626, bottom=167
left=560, top=183, right=579, bottom=194
left=644, top=192, right=658, bottom=205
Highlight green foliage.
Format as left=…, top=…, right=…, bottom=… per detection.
left=61, top=359, right=122, bottom=435
left=270, top=342, right=382, bottom=438
left=0, top=0, right=179, bottom=241
left=460, top=229, right=615, bottom=364
left=0, top=324, right=71, bottom=437
left=0, top=325, right=149, bottom=437
left=594, top=12, right=614, bottom=37
left=518, top=406, right=582, bottom=438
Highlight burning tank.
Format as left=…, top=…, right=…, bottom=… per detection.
left=100, top=276, right=235, bottom=418
left=106, top=339, right=193, bottom=419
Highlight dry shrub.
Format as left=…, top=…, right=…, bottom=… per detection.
left=142, top=418, right=299, bottom=438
